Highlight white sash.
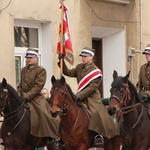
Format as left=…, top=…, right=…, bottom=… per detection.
left=76, top=69, right=102, bottom=93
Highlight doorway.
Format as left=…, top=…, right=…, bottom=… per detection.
left=92, top=38, right=103, bottom=98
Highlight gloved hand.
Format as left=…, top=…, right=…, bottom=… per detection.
left=141, top=93, right=149, bottom=101
left=58, top=53, right=64, bottom=60
left=76, top=99, right=82, bottom=107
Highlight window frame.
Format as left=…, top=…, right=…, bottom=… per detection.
left=14, top=20, right=42, bottom=85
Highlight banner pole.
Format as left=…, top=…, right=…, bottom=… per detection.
left=60, top=0, right=64, bottom=78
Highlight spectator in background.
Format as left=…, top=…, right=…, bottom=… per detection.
left=41, top=88, right=50, bottom=103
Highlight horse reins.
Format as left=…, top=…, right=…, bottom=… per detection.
left=111, top=83, right=141, bottom=114
left=1, top=88, right=28, bottom=135
left=51, top=85, right=84, bottom=142
left=110, top=83, right=144, bottom=138
left=51, top=86, right=76, bottom=116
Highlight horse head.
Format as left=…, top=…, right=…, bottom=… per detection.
left=0, top=78, right=9, bottom=114
left=50, top=75, right=68, bottom=117
left=108, top=70, right=131, bottom=117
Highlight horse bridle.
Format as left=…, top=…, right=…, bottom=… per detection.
left=51, top=86, right=69, bottom=116
left=110, top=83, right=144, bottom=138
left=110, top=83, right=141, bottom=114
left=0, top=88, right=27, bottom=135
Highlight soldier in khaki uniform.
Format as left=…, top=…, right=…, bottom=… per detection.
left=59, top=47, right=119, bottom=145
left=137, top=45, right=150, bottom=112
left=17, top=48, right=59, bottom=140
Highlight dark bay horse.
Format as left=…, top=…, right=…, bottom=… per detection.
left=50, top=75, right=121, bottom=150
left=0, top=78, right=65, bottom=150
left=108, top=70, right=150, bottom=150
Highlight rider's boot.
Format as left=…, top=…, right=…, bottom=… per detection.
left=94, top=135, right=104, bottom=147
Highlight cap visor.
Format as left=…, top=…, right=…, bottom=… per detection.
left=25, top=54, right=36, bottom=58
left=142, top=52, right=150, bottom=54
left=79, top=53, right=91, bottom=57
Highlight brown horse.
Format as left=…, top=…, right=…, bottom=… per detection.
left=0, top=78, right=64, bottom=150
left=50, top=75, right=121, bottom=150
left=108, top=70, right=150, bottom=150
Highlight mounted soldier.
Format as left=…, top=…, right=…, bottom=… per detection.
left=17, top=48, right=60, bottom=141
left=58, top=47, right=119, bottom=145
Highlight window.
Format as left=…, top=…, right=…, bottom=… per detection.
left=14, top=21, right=42, bottom=86
left=14, top=27, right=38, bottom=48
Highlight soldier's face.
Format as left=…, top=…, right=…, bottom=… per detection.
left=145, top=53, right=150, bottom=62
left=81, top=55, right=93, bottom=64
left=26, top=56, right=38, bottom=65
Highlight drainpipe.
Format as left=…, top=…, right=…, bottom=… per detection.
left=138, top=0, right=142, bottom=75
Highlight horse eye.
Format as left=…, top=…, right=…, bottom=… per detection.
left=120, top=87, right=125, bottom=92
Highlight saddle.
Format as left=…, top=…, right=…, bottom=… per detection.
left=81, top=100, right=92, bottom=120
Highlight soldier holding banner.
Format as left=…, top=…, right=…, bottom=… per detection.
left=58, top=47, right=119, bottom=145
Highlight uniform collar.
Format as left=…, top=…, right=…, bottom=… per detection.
left=27, top=64, right=38, bottom=69
left=83, top=62, right=94, bottom=69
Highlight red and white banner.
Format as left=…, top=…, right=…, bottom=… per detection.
left=57, top=4, right=74, bottom=65
left=76, top=69, right=102, bottom=93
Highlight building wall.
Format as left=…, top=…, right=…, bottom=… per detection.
left=0, top=13, right=15, bottom=86
left=0, top=0, right=149, bottom=96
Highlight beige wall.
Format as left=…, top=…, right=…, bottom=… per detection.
left=0, top=12, right=16, bottom=87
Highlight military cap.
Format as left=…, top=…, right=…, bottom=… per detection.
left=79, top=47, right=95, bottom=57
left=143, top=44, right=150, bottom=54
left=25, top=48, right=38, bottom=58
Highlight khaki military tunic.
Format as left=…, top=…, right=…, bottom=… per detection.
left=18, top=64, right=59, bottom=138
left=137, top=63, right=150, bottom=96
left=62, top=61, right=119, bottom=138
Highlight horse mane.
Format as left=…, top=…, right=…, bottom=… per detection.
left=65, top=83, right=78, bottom=102
left=52, top=78, right=78, bottom=102
left=127, top=80, right=142, bottom=102
left=6, top=83, right=22, bottom=105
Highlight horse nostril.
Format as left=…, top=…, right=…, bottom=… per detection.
left=108, top=107, right=116, bottom=116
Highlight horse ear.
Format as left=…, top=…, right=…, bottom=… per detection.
left=123, top=71, right=130, bottom=83
left=2, top=78, right=7, bottom=89
left=113, top=70, right=118, bottom=80
left=51, top=75, right=56, bottom=85
left=60, top=76, right=66, bottom=84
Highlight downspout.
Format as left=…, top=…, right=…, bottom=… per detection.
left=138, top=0, right=142, bottom=75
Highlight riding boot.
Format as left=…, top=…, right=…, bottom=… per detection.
left=94, top=135, right=104, bottom=147
left=46, top=137, right=54, bottom=144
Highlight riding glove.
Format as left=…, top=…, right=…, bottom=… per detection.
left=141, top=93, right=149, bottom=101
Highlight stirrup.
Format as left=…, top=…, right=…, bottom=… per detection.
left=94, top=135, right=104, bottom=147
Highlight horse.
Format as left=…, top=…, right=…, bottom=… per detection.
left=0, top=78, right=65, bottom=150
left=50, top=75, right=121, bottom=150
left=108, top=70, right=150, bottom=150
